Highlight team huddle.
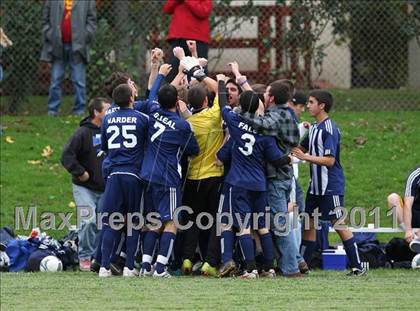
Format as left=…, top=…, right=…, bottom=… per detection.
left=89, top=46, right=368, bottom=278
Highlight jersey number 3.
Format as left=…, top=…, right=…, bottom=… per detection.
left=238, top=133, right=255, bottom=156
left=107, top=125, right=137, bottom=149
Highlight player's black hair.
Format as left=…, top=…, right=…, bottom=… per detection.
left=187, top=85, right=207, bottom=110
left=251, top=83, right=266, bottom=103
left=226, top=79, right=243, bottom=94
left=239, top=90, right=260, bottom=114
left=268, top=81, right=290, bottom=106
left=292, top=91, right=307, bottom=106
left=158, top=84, right=178, bottom=109
left=112, top=84, right=133, bottom=108
left=104, top=71, right=131, bottom=98
left=275, top=79, right=295, bottom=101
left=309, top=90, right=333, bottom=112
left=207, top=90, right=215, bottom=107
left=88, top=97, right=110, bottom=118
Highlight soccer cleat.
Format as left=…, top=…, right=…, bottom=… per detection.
left=181, top=259, right=193, bottom=275
left=259, top=269, right=276, bottom=278
left=153, top=269, right=172, bottom=278
left=409, top=239, right=420, bottom=254
left=240, top=269, right=259, bottom=279
left=200, top=262, right=217, bottom=277
left=90, top=259, right=100, bottom=273
left=346, top=267, right=368, bottom=277
left=191, top=261, right=204, bottom=275
left=140, top=266, right=154, bottom=277
left=110, top=262, right=123, bottom=276
left=298, top=260, right=310, bottom=274
left=217, top=260, right=237, bottom=278
left=98, top=267, right=112, bottom=278
left=123, top=267, right=139, bottom=277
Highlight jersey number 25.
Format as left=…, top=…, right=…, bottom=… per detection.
left=107, top=125, right=137, bottom=149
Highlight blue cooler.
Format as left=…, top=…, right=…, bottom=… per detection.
left=322, top=246, right=348, bottom=270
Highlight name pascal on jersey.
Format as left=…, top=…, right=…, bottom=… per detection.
left=238, top=121, right=257, bottom=134
left=153, top=112, right=176, bottom=129
left=107, top=116, right=137, bottom=124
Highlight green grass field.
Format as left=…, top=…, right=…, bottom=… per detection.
left=1, top=110, right=419, bottom=238
left=1, top=108, right=420, bottom=310
left=1, top=269, right=419, bottom=310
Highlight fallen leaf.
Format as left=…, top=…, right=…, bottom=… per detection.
left=68, top=201, right=76, bottom=208
left=49, top=164, right=59, bottom=170
left=27, top=160, right=42, bottom=165
left=41, top=145, right=54, bottom=158
left=5, top=136, right=15, bottom=144
left=353, top=136, right=368, bottom=146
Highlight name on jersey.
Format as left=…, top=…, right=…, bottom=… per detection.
left=153, top=112, right=175, bottom=129
left=238, top=122, right=257, bottom=134
left=107, top=116, right=137, bottom=124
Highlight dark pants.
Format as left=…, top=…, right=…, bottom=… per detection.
left=182, top=177, right=222, bottom=267
left=166, top=39, right=209, bottom=83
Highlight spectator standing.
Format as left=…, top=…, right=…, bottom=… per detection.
left=61, top=97, right=110, bottom=271
left=41, top=0, right=97, bottom=116
left=163, top=0, right=212, bottom=82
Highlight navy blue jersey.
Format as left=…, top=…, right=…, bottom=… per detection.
left=102, top=74, right=164, bottom=178
left=140, top=102, right=199, bottom=187
left=105, top=74, right=164, bottom=116
left=221, top=107, right=283, bottom=191
left=101, top=108, right=149, bottom=178
left=405, top=167, right=420, bottom=208
left=301, top=118, right=345, bottom=195
left=216, top=137, right=234, bottom=175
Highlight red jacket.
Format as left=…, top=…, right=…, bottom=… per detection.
left=163, top=0, right=212, bottom=43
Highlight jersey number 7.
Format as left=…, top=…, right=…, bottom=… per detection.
left=150, top=121, right=166, bottom=142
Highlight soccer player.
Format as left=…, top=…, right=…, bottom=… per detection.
left=387, top=167, right=420, bottom=251
left=91, top=54, right=166, bottom=274
left=240, top=81, right=301, bottom=277
left=98, top=84, right=149, bottom=277
left=181, top=77, right=224, bottom=277
left=140, top=82, right=200, bottom=278
left=292, top=90, right=366, bottom=276
left=217, top=78, right=291, bottom=279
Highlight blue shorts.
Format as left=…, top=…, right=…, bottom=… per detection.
left=101, top=173, right=143, bottom=224
left=305, top=193, right=344, bottom=221
left=228, top=185, right=269, bottom=229
left=143, top=181, right=181, bottom=223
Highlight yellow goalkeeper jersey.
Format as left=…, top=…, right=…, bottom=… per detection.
left=187, top=96, right=225, bottom=180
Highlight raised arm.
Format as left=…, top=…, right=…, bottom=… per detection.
left=217, top=75, right=228, bottom=112
left=229, top=61, right=263, bottom=114
left=148, top=48, right=164, bottom=93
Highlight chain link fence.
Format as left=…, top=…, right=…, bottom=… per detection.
left=1, top=0, right=419, bottom=113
